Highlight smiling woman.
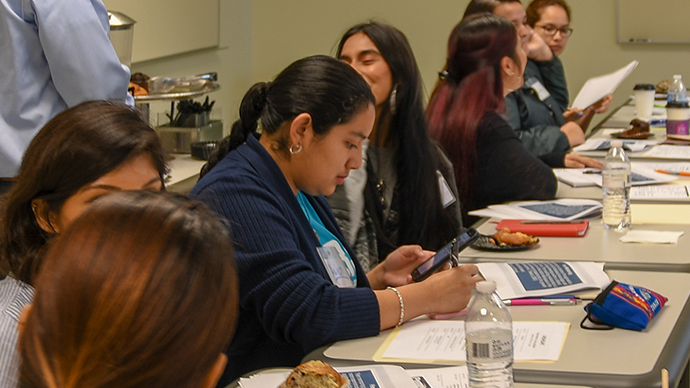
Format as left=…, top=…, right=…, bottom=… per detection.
left=0, top=100, right=167, bottom=387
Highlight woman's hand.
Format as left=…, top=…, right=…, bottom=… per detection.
left=564, top=152, right=602, bottom=169
left=419, top=264, right=482, bottom=314
left=367, top=245, right=433, bottom=289
left=527, top=30, right=553, bottom=61
left=592, top=94, right=613, bottom=114
left=563, top=107, right=584, bottom=122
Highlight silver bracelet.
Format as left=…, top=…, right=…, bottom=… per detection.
left=386, top=286, right=405, bottom=327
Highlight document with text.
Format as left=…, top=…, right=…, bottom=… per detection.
left=632, top=185, right=690, bottom=199
left=571, top=60, right=638, bottom=109
left=407, top=366, right=469, bottom=388
left=643, top=145, right=690, bottom=160
left=380, top=320, right=568, bottom=362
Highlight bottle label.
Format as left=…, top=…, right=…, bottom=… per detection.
left=467, top=331, right=513, bottom=362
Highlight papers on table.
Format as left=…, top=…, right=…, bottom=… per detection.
left=571, top=60, right=638, bottom=110
left=635, top=162, right=690, bottom=174
left=477, top=261, right=610, bottom=300
left=620, top=230, right=684, bottom=244
left=468, top=199, right=602, bottom=221
left=379, top=320, right=569, bottom=363
left=554, top=165, right=678, bottom=188
left=574, top=138, right=658, bottom=153
left=238, top=365, right=418, bottom=388
left=643, top=145, right=690, bottom=160
left=407, top=367, right=469, bottom=388
left=632, top=185, right=690, bottom=199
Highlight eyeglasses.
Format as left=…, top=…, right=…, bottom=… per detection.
left=535, top=24, right=573, bottom=37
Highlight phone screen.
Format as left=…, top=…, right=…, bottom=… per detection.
left=411, top=228, right=479, bottom=282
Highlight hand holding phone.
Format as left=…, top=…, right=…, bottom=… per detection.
left=411, top=228, right=479, bottom=282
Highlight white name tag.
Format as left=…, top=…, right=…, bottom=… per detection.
left=317, top=241, right=355, bottom=288
left=530, top=79, right=551, bottom=102
left=437, top=171, right=456, bottom=208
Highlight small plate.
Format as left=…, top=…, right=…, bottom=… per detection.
left=470, top=234, right=539, bottom=252
left=611, top=132, right=654, bottom=139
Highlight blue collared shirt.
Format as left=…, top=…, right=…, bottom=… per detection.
left=0, top=0, right=131, bottom=177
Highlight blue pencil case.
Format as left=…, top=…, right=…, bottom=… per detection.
left=580, top=280, right=667, bottom=331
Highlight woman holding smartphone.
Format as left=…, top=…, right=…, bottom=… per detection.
left=193, top=55, right=480, bottom=385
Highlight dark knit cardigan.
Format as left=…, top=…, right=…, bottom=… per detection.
left=191, top=135, right=380, bottom=385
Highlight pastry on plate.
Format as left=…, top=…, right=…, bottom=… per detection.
left=492, top=228, right=539, bottom=246
left=281, top=360, right=348, bottom=388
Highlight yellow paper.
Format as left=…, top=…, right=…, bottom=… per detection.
left=631, top=204, right=690, bottom=225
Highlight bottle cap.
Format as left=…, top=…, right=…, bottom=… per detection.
left=476, top=280, right=497, bottom=293
left=674, top=75, right=682, bottom=79
left=633, top=84, right=655, bottom=90
left=610, top=140, right=623, bottom=148
left=667, top=101, right=689, bottom=109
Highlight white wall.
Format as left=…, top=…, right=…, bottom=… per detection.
left=132, top=0, right=690, bottom=132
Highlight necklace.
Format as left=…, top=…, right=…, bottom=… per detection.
left=376, top=179, right=386, bottom=206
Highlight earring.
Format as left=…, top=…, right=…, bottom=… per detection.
left=289, top=144, right=302, bottom=155
left=389, top=85, right=398, bottom=115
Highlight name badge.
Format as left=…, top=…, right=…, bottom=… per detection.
left=437, top=171, right=456, bottom=208
left=529, top=79, right=551, bottom=102
left=317, top=241, right=355, bottom=288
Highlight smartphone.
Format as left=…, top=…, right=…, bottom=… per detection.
left=411, top=228, right=479, bottom=282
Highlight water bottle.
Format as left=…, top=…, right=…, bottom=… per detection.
left=602, top=140, right=631, bottom=231
left=465, top=280, right=514, bottom=388
left=667, top=75, right=687, bottom=105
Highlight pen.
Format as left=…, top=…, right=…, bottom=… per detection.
left=504, top=298, right=578, bottom=306
left=582, top=170, right=601, bottom=174
left=650, top=119, right=666, bottom=126
left=655, top=169, right=690, bottom=177
left=519, top=220, right=584, bottom=224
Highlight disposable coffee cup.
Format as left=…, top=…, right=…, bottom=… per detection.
left=633, top=84, right=655, bottom=120
left=666, top=101, right=690, bottom=135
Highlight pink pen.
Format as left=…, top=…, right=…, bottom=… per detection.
left=504, top=298, right=578, bottom=306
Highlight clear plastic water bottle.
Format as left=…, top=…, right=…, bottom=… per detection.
left=667, top=75, right=687, bottom=105
left=465, top=280, right=514, bottom=388
left=602, top=140, right=631, bottom=231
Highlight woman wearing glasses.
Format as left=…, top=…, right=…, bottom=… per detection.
left=527, top=0, right=612, bottom=115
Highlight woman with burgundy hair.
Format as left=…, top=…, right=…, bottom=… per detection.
left=426, top=13, right=558, bottom=224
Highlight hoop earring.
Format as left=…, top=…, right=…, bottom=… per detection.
left=289, top=144, right=302, bottom=155
left=389, top=85, right=398, bottom=115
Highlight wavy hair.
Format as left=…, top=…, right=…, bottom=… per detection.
left=0, top=101, right=166, bottom=285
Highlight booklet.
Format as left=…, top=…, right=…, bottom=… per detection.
left=571, top=60, right=638, bottom=109
left=554, top=165, right=677, bottom=188
left=238, top=364, right=418, bottom=388
left=476, top=261, right=611, bottom=300
left=468, top=199, right=602, bottom=221
left=573, top=138, right=658, bottom=153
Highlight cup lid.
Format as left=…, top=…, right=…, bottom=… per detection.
left=633, top=84, right=655, bottom=90
left=667, top=101, right=689, bottom=109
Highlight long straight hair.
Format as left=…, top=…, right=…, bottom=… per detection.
left=427, top=14, right=519, bottom=209
left=19, top=191, right=238, bottom=388
left=337, top=22, right=460, bottom=254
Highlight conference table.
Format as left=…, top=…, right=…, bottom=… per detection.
left=305, top=269, right=690, bottom=388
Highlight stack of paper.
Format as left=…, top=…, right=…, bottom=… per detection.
left=476, top=261, right=610, bottom=300
left=554, top=165, right=678, bottom=188
left=468, top=199, right=602, bottom=220
left=571, top=60, right=638, bottom=110
left=574, top=138, right=658, bottom=153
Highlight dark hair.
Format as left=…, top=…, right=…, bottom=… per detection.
left=427, top=14, right=519, bottom=214
left=19, top=191, right=238, bottom=388
left=336, top=22, right=460, bottom=258
left=526, top=0, right=571, bottom=26
left=202, top=55, right=375, bottom=176
left=463, top=0, right=522, bottom=18
left=0, top=100, right=167, bottom=285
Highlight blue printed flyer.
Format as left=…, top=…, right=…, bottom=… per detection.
left=477, top=261, right=611, bottom=300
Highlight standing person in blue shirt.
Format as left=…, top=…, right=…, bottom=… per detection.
left=193, top=55, right=480, bottom=385
left=0, top=0, right=131, bottom=192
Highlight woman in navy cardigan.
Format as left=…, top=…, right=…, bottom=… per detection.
left=191, top=55, right=480, bottom=385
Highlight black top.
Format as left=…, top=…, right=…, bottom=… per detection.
left=466, top=111, right=558, bottom=224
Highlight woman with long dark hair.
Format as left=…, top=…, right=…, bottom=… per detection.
left=19, top=191, right=239, bottom=388
left=330, top=22, right=461, bottom=271
left=193, top=55, right=480, bottom=384
left=427, top=14, right=560, bottom=224
left=0, top=101, right=166, bottom=387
